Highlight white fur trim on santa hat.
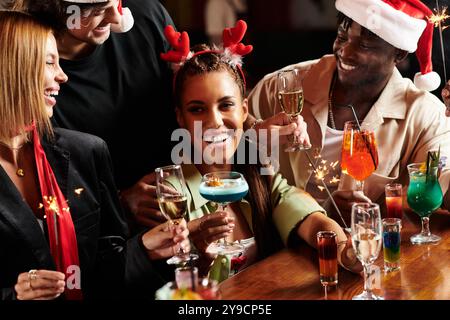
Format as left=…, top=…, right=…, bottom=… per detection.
left=111, top=7, right=134, bottom=33
left=414, top=71, right=441, bottom=91
left=336, top=0, right=426, bottom=52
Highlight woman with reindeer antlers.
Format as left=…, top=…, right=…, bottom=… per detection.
left=160, top=20, right=362, bottom=281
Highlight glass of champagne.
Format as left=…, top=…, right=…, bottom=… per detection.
left=155, top=165, right=199, bottom=265
left=341, top=120, right=379, bottom=194
left=199, top=171, right=249, bottom=255
left=351, top=203, right=383, bottom=300
left=277, top=68, right=309, bottom=152
left=406, top=163, right=442, bottom=244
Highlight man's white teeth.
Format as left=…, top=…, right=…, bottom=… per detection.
left=340, top=62, right=356, bottom=71
left=44, top=91, right=58, bottom=98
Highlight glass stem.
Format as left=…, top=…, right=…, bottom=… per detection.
left=363, top=264, right=373, bottom=296
left=421, top=217, right=431, bottom=237
left=218, top=203, right=229, bottom=245
left=290, top=115, right=298, bottom=144
left=172, top=219, right=185, bottom=256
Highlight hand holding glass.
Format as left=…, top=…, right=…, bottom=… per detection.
left=351, top=203, right=383, bottom=300
left=155, top=165, right=199, bottom=265
left=199, top=171, right=248, bottom=255
left=277, top=68, right=309, bottom=152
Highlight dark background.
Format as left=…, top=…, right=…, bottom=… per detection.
left=161, top=0, right=450, bottom=98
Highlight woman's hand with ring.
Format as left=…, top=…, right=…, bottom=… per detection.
left=15, top=269, right=65, bottom=300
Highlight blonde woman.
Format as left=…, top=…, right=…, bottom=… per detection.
left=0, top=11, right=188, bottom=300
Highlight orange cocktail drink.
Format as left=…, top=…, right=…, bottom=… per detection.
left=341, top=125, right=378, bottom=182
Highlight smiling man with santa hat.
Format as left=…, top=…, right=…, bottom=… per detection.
left=249, top=0, right=450, bottom=224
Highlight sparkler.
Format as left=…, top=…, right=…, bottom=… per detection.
left=305, top=151, right=349, bottom=230
left=431, top=1, right=450, bottom=83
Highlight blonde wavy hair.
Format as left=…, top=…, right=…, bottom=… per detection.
left=0, top=10, right=53, bottom=142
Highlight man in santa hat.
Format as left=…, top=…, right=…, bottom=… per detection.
left=249, top=0, right=450, bottom=224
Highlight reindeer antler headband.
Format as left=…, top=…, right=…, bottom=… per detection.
left=160, top=20, right=253, bottom=91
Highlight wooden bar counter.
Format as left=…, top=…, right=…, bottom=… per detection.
left=219, top=210, right=450, bottom=300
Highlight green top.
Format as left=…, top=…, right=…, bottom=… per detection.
left=180, top=164, right=326, bottom=281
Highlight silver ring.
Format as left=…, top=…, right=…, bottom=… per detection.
left=28, top=269, right=37, bottom=281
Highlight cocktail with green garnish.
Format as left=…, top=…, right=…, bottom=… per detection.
left=406, top=160, right=442, bottom=244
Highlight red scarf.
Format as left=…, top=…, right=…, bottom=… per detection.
left=33, top=126, right=83, bottom=300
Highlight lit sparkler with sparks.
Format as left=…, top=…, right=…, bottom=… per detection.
left=430, top=6, right=449, bottom=29
left=40, top=195, right=66, bottom=219
left=309, top=156, right=340, bottom=188
left=431, top=1, right=450, bottom=83
left=305, top=151, right=348, bottom=230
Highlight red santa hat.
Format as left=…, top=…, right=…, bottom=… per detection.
left=110, top=0, right=134, bottom=33
left=335, top=0, right=441, bottom=91
left=63, top=0, right=134, bottom=33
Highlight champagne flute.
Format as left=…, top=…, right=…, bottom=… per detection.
left=155, top=165, right=199, bottom=265
left=341, top=120, right=379, bottom=194
left=277, top=68, right=309, bottom=152
left=199, top=171, right=249, bottom=255
left=351, top=203, right=383, bottom=300
left=406, top=163, right=442, bottom=244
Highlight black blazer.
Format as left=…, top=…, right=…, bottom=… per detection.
left=0, top=128, right=166, bottom=300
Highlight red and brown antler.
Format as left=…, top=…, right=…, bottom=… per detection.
left=160, top=25, right=191, bottom=63
left=222, top=20, right=253, bottom=57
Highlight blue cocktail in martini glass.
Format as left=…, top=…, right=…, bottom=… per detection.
left=199, top=171, right=249, bottom=255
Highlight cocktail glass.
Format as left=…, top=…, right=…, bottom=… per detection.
left=199, top=171, right=249, bottom=255
left=277, top=68, right=310, bottom=152
left=156, top=165, right=199, bottom=265
left=406, top=163, right=442, bottom=244
left=341, top=120, right=379, bottom=193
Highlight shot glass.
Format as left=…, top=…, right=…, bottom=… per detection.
left=317, top=231, right=338, bottom=287
left=175, top=266, right=198, bottom=290
left=382, top=218, right=401, bottom=272
left=385, top=183, right=403, bottom=219
left=196, top=278, right=221, bottom=300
